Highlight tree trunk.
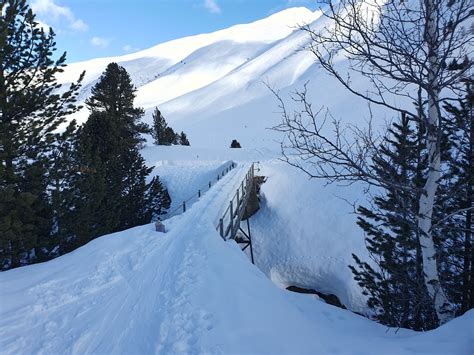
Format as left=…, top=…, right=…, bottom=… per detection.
left=467, top=86, right=474, bottom=310
left=463, top=209, right=472, bottom=312
left=417, top=0, right=450, bottom=324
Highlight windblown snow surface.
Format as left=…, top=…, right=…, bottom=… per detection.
left=1, top=6, right=473, bottom=355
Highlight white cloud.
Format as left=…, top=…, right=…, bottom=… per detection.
left=70, top=19, right=88, bottom=32
left=122, top=44, right=140, bottom=53
left=203, top=0, right=221, bottom=14
left=90, top=36, right=109, bottom=49
left=31, top=0, right=88, bottom=32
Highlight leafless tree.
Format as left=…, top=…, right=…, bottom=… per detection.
left=273, top=0, right=473, bottom=323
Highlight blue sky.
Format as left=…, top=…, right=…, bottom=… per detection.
left=30, top=0, right=318, bottom=63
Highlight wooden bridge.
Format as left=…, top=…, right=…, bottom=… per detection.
left=161, top=162, right=260, bottom=264
left=216, top=163, right=259, bottom=264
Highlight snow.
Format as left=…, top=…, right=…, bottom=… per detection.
left=250, top=161, right=370, bottom=313
left=1, top=152, right=473, bottom=353
left=149, top=158, right=232, bottom=214
left=1, top=6, right=473, bottom=354
left=55, top=7, right=321, bottom=125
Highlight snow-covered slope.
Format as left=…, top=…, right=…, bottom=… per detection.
left=59, top=5, right=390, bottom=150
left=58, top=7, right=322, bottom=124
left=1, top=153, right=473, bottom=354
left=3, top=7, right=473, bottom=353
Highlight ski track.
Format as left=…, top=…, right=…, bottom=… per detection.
left=0, top=162, right=249, bottom=354
left=155, top=162, right=249, bottom=354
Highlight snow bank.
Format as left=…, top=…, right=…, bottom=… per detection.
left=1, top=159, right=472, bottom=354
left=250, top=160, right=370, bottom=312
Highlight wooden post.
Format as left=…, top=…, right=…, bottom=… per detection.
left=230, top=200, right=233, bottom=220
left=219, top=218, right=224, bottom=239
left=209, top=181, right=211, bottom=188
left=198, top=190, right=201, bottom=198
left=183, top=201, right=186, bottom=213
left=247, top=217, right=255, bottom=264
left=237, top=189, right=240, bottom=206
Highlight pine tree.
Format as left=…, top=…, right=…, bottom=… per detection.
left=151, top=107, right=188, bottom=145
left=71, top=111, right=114, bottom=244
left=72, top=63, right=170, bottom=244
left=151, top=107, right=168, bottom=145
left=86, top=63, right=149, bottom=147
left=230, top=139, right=241, bottom=148
left=179, top=131, right=190, bottom=146
left=163, top=127, right=177, bottom=145
left=145, top=176, right=171, bottom=221
left=48, top=121, right=79, bottom=257
left=0, top=0, right=83, bottom=269
left=119, top=146, right=153, bottom=229
left=436, top=80, right=474, bottom=315
left=350, top=113, right=437, bottom=330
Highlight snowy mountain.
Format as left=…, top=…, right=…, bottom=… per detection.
left=58, top=6, right=385, bottom=148
left=58, top=8, right=321, bottom=127
left=1, top=6, right=473, bottom=354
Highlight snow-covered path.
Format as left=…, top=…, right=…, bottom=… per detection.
left=0, top=163, right=251, bottom=353
left=1, top=161, right=473, bottom=354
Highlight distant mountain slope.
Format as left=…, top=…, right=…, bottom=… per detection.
left=57, top=7, right=321, bottom=127
left=58, top=6, right=395, bottom=150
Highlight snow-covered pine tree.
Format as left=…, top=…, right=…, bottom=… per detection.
left=0, top=0, right=83, bottom=269
left=350, top=113, right=437, bottom=330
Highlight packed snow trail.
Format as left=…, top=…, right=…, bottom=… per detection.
left=148, top=159, right=237, bottom=216
left=0, top=161, right=473, bottom=354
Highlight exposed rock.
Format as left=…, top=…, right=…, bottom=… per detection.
left=286, top=285, right=347, bottom=309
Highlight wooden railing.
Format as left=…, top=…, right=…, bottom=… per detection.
left=216, top=163, right=255, bottom=241
left=162, top=161, right=236, bottom=220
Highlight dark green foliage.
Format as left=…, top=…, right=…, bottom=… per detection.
left=119, top=147, right=153, bottom=229
left=0, top=0, right=83, bottom=269
left=350, top=114, right=437, bottom=330
left=151, top=107, right=168, bottom=145
left=71, top=63, right=171, bottom=246
left=346, top=83, right=472, bottom=330
left=164, top=127, right=178, bottom=145
left=151, top=107, right=189, bottom=146
left=230, top=139, right=241, bottom=148
left=179, top=132, right=190, bottom=146
left=436, top=80, right=474, bottom=315
left=41, top=121, right=78, bottom=258
left=86, top=62, right=149, bottom=147
left=72, top=111, right=120, bottom=243
left=145, top=176, right=171, bottom=221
